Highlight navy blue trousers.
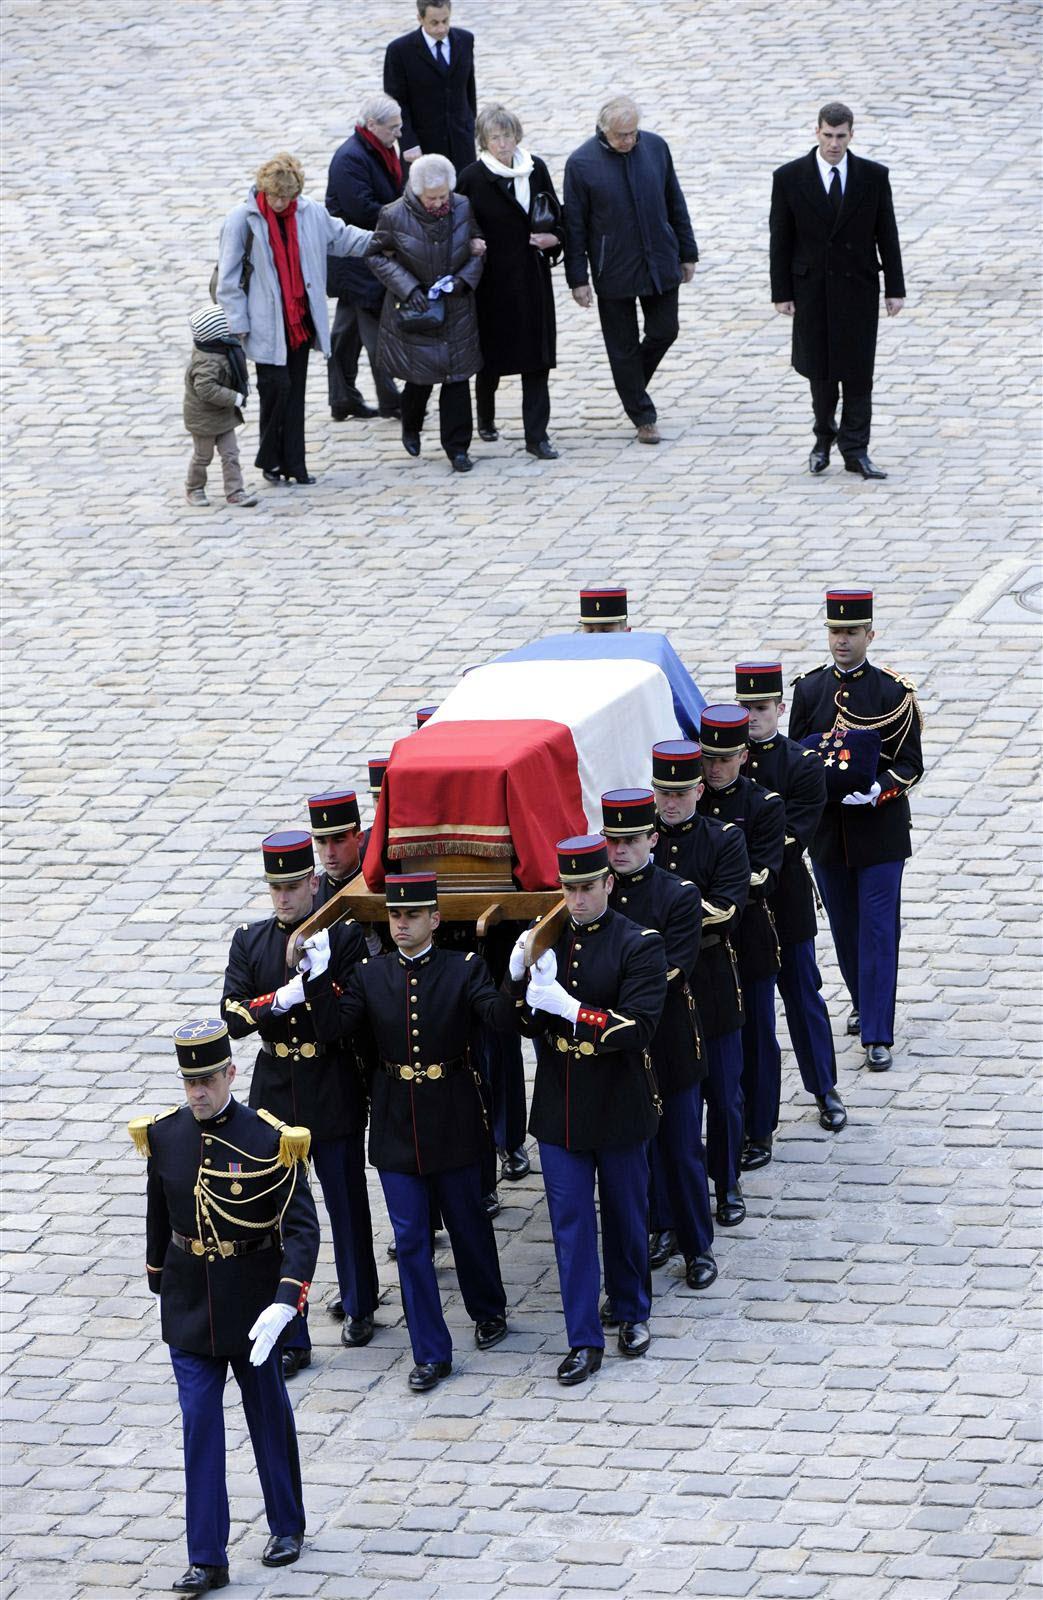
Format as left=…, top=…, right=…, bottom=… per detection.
left=777, top=938, right=838, bottom=1099
left=647, top=1083, right=714, bottom=1259
left=814, top=860, right=904, bottom=1046
left=704, top=1029, right=745, bottom=1192
left=539, top=1139, right=651, bottom=1349
left=379, top=1162, right=506, bottom=1366
left=169, top=1344, right=304, bottom=1568
left=284, top=1133, right=378, bottom=1348
left=741, top=975, right=783, bottom=1142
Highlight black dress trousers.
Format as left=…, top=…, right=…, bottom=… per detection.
left=255, top=341, right=310, bottom=478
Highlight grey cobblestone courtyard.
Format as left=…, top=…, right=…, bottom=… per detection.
left=2, top=0, right=1041, bottom=1596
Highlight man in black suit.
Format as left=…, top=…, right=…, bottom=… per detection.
left=383, top=2, right=477, bottom=172
left=770, top=101, right=905, bottom=479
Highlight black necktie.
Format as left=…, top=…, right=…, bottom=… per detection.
left=436, top=39, right=448, bottom=69
left=828, top=166, right=842, bottom=220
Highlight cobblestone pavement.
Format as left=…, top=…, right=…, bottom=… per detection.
left=2, top=0, right=1041, bottom=1596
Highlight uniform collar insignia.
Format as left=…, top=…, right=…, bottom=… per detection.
left=397, top=949, right=434, bottom=968
left=197, top=1097, right=236, bottom=1129
left=707, top=779, right=741, bottom=798
left=751, top=737, right=775, bottom=749
left=616, top=864, right=650, bottom=883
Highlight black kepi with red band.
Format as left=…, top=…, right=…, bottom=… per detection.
left=825, top=588, right=873, bottom=627
left=556, top=835, right=610, bottom=883
left=308, top=791, right=361, bottom=837
left=416, top=706, right=437, bottom=728
left=699, top=704, right=750, bottom=754
left=600, top=789, right=656, bottom=836
left=386, top=871, right=439, bottom=908
left=578, top=586, right=628, bottom=627
left=262, top=830, right=314, bottom=882
left=368, top=756, right=389, bottom=798
left=652, top=739, right=701, bottom=788
left=734, top=662, right=784, bottom=702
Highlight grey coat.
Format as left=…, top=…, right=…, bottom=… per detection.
left=368, top=189, right=484, bottom=385
left=216, top=190, right=371, bottom=366
left=183, top=348, right=243, bottom=436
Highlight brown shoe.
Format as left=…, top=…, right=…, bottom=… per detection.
left=226, top=489, right=258, bottom=506
left=636, top=422, right=661, bottom=444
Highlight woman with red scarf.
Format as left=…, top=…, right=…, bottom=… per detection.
left=216, top=154, right=373, bottom=486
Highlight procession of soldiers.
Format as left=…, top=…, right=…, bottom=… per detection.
left=131, top=581, right=924, bottom=1595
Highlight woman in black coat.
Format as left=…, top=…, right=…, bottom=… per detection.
left=456, top=105, right=563, bottom=460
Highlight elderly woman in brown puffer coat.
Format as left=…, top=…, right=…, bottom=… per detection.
left=368, top=153, right=485, bottom=473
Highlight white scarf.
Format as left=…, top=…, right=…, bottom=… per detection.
left=479, top=146, right=535, bottom=213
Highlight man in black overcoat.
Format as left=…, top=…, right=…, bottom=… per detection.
left=770, top=101, right=905, bottom=478
left=383, top=2, right=477, bottom=172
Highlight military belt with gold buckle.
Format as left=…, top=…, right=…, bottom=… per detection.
left=260, top=1040, right=322, bottom=1059
left=381, top=1056, right=465, bottom=1082
left=171, top=1230, right=278, bottom=1259
left=552, top=1034, right=595, bottom=1057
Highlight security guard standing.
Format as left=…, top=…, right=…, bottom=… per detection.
left=511, top=836, right=667, bottom=1385
left=130, top=1020, right=319, bottom=1595
left=651, top=740, right=751, bottom=1227
left=578, top=585, right=629, bottom=633
left=602, top=791, right=717, bottom=1294
left=736, top=662, right=846, bottom=1143
left=301, top=873, right=514, bottom=1394
left=788, top=588, right=924, bottom=1070
left=221, top=830, right=378, bottom=1368
left=697, top=705, right=785, bottom=1194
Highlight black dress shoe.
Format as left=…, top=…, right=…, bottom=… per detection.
left=526, top=439, right=559, bottom=459
left=261, top=469, right=283, bottom=484
left=865, top=1045, right=893, bottom=1071
left=402, top=430, right=421, bottom=456
left=408, top=1359, right=452, bottom=1392
left=649, top=1229, right=677, bottom=1269
left=286, top=473, right=316, bottom=485
left=378, top=404, right=402, bottom=419
left=477, top=422, right=498, bottom=441
left=172, top=1566, right=229, bottom=1596
left=686, top=1253, right=718, bottom=1291
left=599, top=1297, right=619, bottom=1328
left=475, top=1314, right=508, bottom=1350
left=741, top=1137, right=773, bottom=1171
left=715, top=1184, right=746, bottom=1228
left=326, top=1295, right=345, bottom=1320
left=482, top=1191, right=501, bottom=1219
left=332, top=402, right=377, bottom=420
left=261, top=1533, right=302, bottom=1567
left=816, top=1090, right=848, bottom=1132
left=845, top=453, right=888, bottom=479
left=499, top=1146, right=530, bottom=1181
left=808, top=446, right=830, bottom=474
left=846, top=1009, right=861, bottom=1036
left=451, top=452, right=474, bottom=472
left=341, top=1315, right=375, bottom=1348
left=557, top=1346, right=603, bottom=1386
left=618, top=1321, right=651, bottom=1358
left=281, top=1348, right=311, bottom=1379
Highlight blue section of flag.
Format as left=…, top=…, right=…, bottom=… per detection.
left=494, top=632, right=706, bottom=737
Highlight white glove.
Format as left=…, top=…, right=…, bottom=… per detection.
left=526, top=976, right=581, bottom=1027
left=238, top=393, right=247, bottom=406
left=841, top=781, right=882, bottom=808
left=533, top=950, right=557, bottom=982
left=429, top=274, right=456, bottom=297
left=299, top=931, right=331, bottom=978
left=271, top=973, right=306, bottom=1013
left=248, top=1302, right=297, bottom=1366
left=508, top=932, right=529, bottom=981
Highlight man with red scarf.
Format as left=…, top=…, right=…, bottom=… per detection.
left=326, top=94, right=406, bottom=422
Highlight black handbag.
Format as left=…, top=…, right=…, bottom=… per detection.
left=529, top=189, right=561, bottom=234
left=209, top=229, right=253, bottom=303
left=396, top=294, right=447, bottom=335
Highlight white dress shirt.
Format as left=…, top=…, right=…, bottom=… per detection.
left=816, top=150, right=848, bottom=194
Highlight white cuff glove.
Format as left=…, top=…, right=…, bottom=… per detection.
left=248, top=1302, right=296, bottom=1366
left=508, top=932, right=529, bottom=981
left=841, top=781, right=882, bottom=807
left=526, top=977, right=581, bottom=1027
left=299, top=931, right=330, bottom=979
left=271, top=973, right=306, bottom=1013
left=533, top=950, right=556, bottom=982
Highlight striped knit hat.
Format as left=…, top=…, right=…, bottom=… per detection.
left=190, top=303, right=231, bottom=341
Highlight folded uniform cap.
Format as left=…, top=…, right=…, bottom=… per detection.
left=825, top=587, right=873, bottom=627
left=308, top=790, right=361, bottom=837
left=173, top=1018, right=233, bottom=1078
left=601, top=788, right=656, bottom=836
left=578, top=586, right=627, bottom=627
left=386, top=872, right=439, bottom=908
left=734, top=661, right=784, bottom=701
left=651, top=739, right=701, bottom=788
left=190, top=303, right=232, bottom=342
left=699, top=704, right=750, bottom=754
left=262, top=829, right=314, bottom=882
left=557, top=835, right=609, bottom=883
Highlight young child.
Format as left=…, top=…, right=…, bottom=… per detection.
left=183, top=304, right=257, bottom=507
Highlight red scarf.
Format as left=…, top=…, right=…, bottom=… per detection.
left=357, top=124, right=403, bottom=190
left=256, top=192, right=310, bottom=351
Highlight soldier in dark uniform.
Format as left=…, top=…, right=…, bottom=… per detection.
left=651, top=740, right=751, bottom=1228
left=736, top=662, right=847, bottom=1146
left=578, top=584, right=629, bottom=633
left=300, top=872, right=514, bottom=1393
left=308, top=789, right=368, bottom=908
left=509, top=836, right=667, bottom=1385
left=788, top=588, right=924, bottom=1071
left=601, top=791, right=717, bottom=1294
left=129, top=1020, right=319, bottom=1595
left=221, top=830, right=378, bottom=1371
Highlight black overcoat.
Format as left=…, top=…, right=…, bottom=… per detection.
left=788, top=660, right=924, bottom=868
left=326, top=133, right=404, bottom=305
left=455, top=157, right=561, bottom=375
left=383, top=26, right=477, bottom=171
left=769, top=149, right=905, bottom=387
left=609, top=865, right=705, bottom=1097
left=654, top=813, right=749, bottom=1038
left=745, top=735, right=826, bottom=947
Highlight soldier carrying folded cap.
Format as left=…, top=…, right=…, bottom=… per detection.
left=128, top=1019, right=319, bottom=1595
left=221, top=829, right=378, bottom=1368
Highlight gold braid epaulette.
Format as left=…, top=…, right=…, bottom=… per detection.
left=256, top=1106, right=312, bottom=1167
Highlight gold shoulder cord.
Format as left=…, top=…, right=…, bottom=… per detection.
left=194, top=1133, right=300, bottom=1247
left=833, top=685, right=924, bottom=744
